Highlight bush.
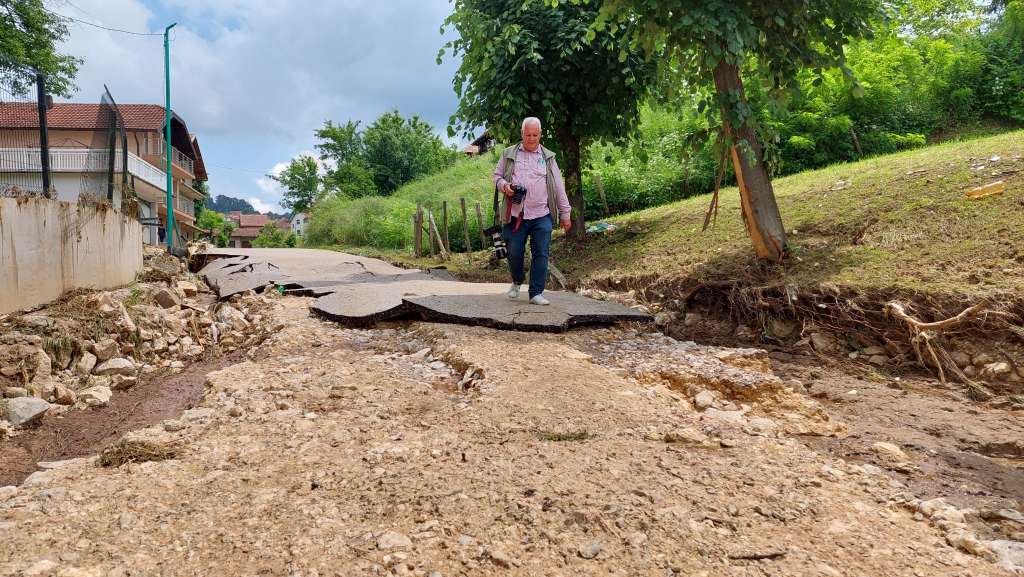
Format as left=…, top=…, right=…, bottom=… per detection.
left=305, top=195, right=417, bottom=249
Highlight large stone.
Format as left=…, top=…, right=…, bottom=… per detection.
left=872, top=441, right=909, bottom=462
left=6, top=397, right=51, bottom=426
left=981, top=362, right=1012, bottom=380
left=93, top=357, right=136, bottom=377
left=117, top=302, right=137, bottom=333
left=377, top=531, right=412, bottom=550
left=92, top=338, right=119, bottom=363
left=79, top=386, right=112, bottom=407
left=53, top=383, right=76, bottom=405
left=216, top=306, right=250, bottom=332
left=30, top=348, right=51, bottom=382
left=177, top=281, right=199, bottom=297
left=153, top=287, right=181, bottom=309
left=4, top=387, right=28, bottom=398
left=693, top=390, right=717, bottom=411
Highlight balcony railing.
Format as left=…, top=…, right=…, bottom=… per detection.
left=139, top=133, right=195, bottom=175
left=0, top=147, right=166, bottom=192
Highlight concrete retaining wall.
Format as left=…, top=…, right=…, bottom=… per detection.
left=0, top=197, right=143, bottom=315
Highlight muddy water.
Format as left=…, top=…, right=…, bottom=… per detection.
left=0, top=352, right=244, bottom=486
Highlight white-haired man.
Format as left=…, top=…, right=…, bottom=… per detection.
left=492, top=117, right=572, bottom=305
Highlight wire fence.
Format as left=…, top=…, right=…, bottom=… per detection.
left=0, top=65, right=134, bottom=212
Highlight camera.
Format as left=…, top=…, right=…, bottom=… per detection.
left=510, top=183, right=527, bottom=205
left=483, top=225, right=507, bottom=260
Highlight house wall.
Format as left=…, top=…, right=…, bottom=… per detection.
left=0, top=196, right=143, bottom=315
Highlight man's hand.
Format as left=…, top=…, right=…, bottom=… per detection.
left=502, top=182, right=513, bottom=197
left=560, top=218, right=572, bottom=233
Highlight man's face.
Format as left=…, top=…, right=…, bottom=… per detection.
left=521, top=123, right=541, bottom=151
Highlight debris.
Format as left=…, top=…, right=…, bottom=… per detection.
left=97, top=439, right=178, bottom=467
left=5, top=397, right=51, bottom=426
left=966, top=180, right=1005, bottom=199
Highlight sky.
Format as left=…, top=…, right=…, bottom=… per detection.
left=52, top=0, right=463, bottom=213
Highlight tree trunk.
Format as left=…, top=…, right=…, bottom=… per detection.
left=555, top=128, right=586, bottom=240
left=712, top=61, right=788, bottom=262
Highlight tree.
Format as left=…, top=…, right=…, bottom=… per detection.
left=251, top=223, right=296, bottom=248
left=441, top=0, right=657, bottom=238
left=195, top=207, right=235, bottom=248
left=591, top=0, right=881, bottom=261
left=269, top=155, right=321, bottom=214
left=361, top=111, right=458, bottom=194
left=0, top=0, right=81, bottom=97
left=315, top=120, right=378, bottom=198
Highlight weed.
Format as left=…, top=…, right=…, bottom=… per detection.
left=537, top=429, right=595, bottom=442
left=97, top=439, right=178, bottom=468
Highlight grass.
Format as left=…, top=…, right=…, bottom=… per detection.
left=319, top=130, right=1024, bottom=303
left=554, top=129, right=1024, bottom=298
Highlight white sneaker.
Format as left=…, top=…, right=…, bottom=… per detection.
left=506, top=284, right=521, bottom=299
left=529, top=294, right=550, bottom=306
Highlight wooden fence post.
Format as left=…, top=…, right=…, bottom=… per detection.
left=414, top=203, right=423, bottom=257
left=460, top=198, right=473, bottom=263
left=474, top=201, right=486, bottom=246
left=442, top=200, right=450, bottom=252
left=427, top=210, right=449, bottom=261
left=426, top=208, right=435, bottom=257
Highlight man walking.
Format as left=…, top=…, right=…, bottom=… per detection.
left=492, top=117, right=572, bottom=305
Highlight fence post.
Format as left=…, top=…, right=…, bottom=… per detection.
left=460, top=198, right=473, bottom=264
left=442, top=200, right=450, bottom=252
left=414, top=203, right=423, bottom=257
left=428, top=210, right=449, bottom=261
left=474, top=201, right=486, bottom=246
left=35, top=72, right=51, bottom=193
left=426, top=208, right=435, bottom=257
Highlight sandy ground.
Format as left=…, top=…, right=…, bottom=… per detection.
left=0, top=297, right=1016, bottom=576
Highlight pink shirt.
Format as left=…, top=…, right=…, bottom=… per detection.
left=493, top=146, right=572, bottom=221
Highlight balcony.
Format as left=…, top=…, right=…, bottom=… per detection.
left=139, top=133, right=195, bottom=176
left=0, top=147, right=167, bottom=193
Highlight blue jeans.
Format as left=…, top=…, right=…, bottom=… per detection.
left=504, top=213, right=552, bottom=298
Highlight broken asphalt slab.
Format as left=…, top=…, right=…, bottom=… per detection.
left=196, top=248, right=650, bottom=332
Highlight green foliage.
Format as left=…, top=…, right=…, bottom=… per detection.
left=441, top=0, right=658, bottom=234
left=196, top=207, right=235, bottom=248
left=314, top=112, right=457, bottom=197
left=270, top=155, right=321, bottom=214
left=0, top=0, right=81, bottom=97
left=305, top=195, right=418, bottom=249
left=251, top=223, right=296, bottom=248
left=362, top=111, right=459, bottom=194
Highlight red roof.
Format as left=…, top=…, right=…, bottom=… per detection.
left=0, top=102, right=170, bottom=131
left=238, top=214, right=270, bottom=228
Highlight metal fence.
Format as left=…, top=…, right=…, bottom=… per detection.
left=0, top=68, right=134, bottom=212
left=0, top=70, right=50, bottom=197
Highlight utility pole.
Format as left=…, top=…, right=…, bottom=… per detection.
left=164, top=22, right=177, bottom=253
left=35, top=72, right=51, bottom=193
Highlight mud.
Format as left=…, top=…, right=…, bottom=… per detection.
left=0, top=351, right=244, bottom=486
left=773, top=352, right=1024, bottom=541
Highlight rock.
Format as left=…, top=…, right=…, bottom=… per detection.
left=868, top=355, right=888, bottom=366
left=53, top=383, right=76, bottom=405
left=153, top=287, right=181, bottom=309
left=164, top=420, right=186, bottom=432
left=972, top=353, right=995, bottom=367
left=770, top=318, right=798, bottom=339
left=30, top=348, right=51, bottom=382
left=683, top=312, right=702, bottom=327
left=861, top=346, right=886, bottom=356
left=0, top=486, right=17, bottom=501
left=950, top=351, right=972, bottom=369
left=177, top=281, right=199, bottom=297
left=578, top=540, right=602, bottom=559
left=74, top=351, right=98, bottom=376
left=6, top=397, right=51, bottom=426
left=216, top=306, right=249, bottom=331
left=626, top=532, right=648, bottom=549
left=94, top=292, right=117, bottom=314
left=663, top=428, right=709, bottom=445
left=946, top=528, right=993, bottom=559
left=4, top=387, right=29, bottom=398
left=87, top=375, right=113, bottom=388
left=872, top=441, right=908, bottom=462
left=111, top=376, right=137, bottom=390
left=981, top=362, right=1012, bottom=380
left=93, top=358, right=135, bottom=377
left=987, top=540, right=1024, bottom=574
left=228, top=406, right=244, bottom=417
left=92, top=338, right=120, bottom=362
left=79, top=386, right=112, bottom=407
left=746, top=417, right=777, bottom=435
left=486, top=547, right=516, bottom=568
left=654, top=311, right=676, bottom=327
left=116, top=302, right=137, bottom=333
left=693, top=390, right=717, bottom=411
left=703, top=408, right=746, bottom=424
left=377, top=531, right=412, bottom=550
left=810, top=332, right=839, bottom=353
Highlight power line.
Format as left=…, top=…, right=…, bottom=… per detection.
left=44, top=7, right=163, bottom=36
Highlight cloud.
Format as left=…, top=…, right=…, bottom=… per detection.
left=56, top=0, right=462, bottom=215
left=246, top=196, right=275, bottom=213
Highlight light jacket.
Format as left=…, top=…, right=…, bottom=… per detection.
left=493, top=143, right=571, bottom=226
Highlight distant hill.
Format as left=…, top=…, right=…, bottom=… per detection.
left=205, top=195, right=255, bottom=214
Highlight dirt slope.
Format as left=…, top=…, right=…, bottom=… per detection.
left=0, top=298, right=1012, bottom=576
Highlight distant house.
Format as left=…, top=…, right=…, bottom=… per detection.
left=291, top=212, right=309, bottom=236
left=275, top=218, right=291, bottom=232
left=0, top=102, right=209, bottom=246
left=463, top=131, right=495, bottom=156
left=228, top=213, right=270, bottom=248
